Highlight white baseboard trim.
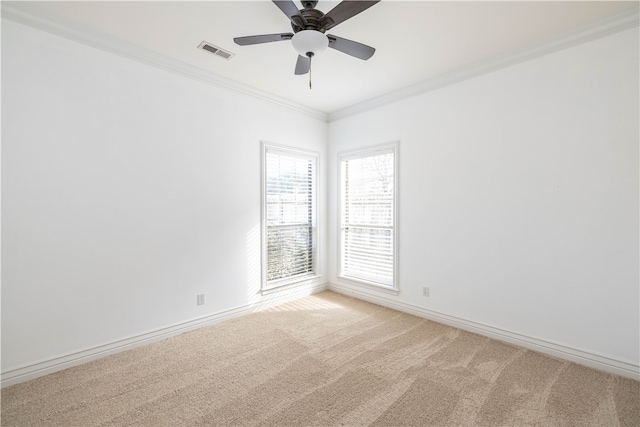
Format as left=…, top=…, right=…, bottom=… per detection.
left=329, top=282, right=640, bottom=381
left=1, top=283, right=329, bottom=388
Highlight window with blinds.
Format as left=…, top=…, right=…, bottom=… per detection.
left=263, top=144, right=318, bottom=289
left=339, top=144, right=397, bottom=288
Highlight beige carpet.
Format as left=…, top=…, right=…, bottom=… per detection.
left=2, top=291, right=639, bottom=426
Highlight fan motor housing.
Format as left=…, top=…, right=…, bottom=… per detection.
left=292, top=8, right=327, bottom=33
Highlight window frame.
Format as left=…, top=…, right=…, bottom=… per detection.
left=261, top=142, right=320, bottom=293
left=338, top=142, right=399, bottom=293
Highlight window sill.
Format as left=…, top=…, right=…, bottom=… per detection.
left=261, top=275, right=321, bottom=296
left=336, top=275, right=399, bottom=295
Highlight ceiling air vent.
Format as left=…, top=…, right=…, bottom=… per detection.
left=198, top=41, right=234, bottom=60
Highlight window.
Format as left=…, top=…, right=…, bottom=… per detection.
left=262, top=143, right=318, bottom=290
left=339, top=143, right=397, bottom=289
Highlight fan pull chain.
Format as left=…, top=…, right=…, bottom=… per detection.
left=308, top=53, right=313, bottom=90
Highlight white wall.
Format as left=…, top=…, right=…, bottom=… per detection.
left=328, top=28, right=639, bottom=370
left=2, top=17, right=638, bottom=382
left=1, top=20, right=327, bottom=374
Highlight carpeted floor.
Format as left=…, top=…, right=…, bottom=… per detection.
left=2, top=291, right=639, bottom=426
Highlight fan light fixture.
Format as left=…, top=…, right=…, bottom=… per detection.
left=233, top=0, right=380, bottom=89
left=291, top=30, right=329, bottom=57
left=291, top=30, right=328, bottom=89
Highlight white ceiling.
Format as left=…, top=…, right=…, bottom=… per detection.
left=5, top=1, right=638, bottom=115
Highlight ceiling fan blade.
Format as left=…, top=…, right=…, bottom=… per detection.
left=273, top=0, right=307, bottom=28
left=234, top=33, right=293, bottom=46
left=295, top=55, right=310, bottom=75
left=318, top=1, right=379, bottom=32
left=327, top=35, right=375, bottom=60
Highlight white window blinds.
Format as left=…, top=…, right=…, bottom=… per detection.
left=340, top=146, right=396, bottom=287
left=264, top=146, right=317, bottom=286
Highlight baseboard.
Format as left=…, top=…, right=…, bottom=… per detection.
left=1, top=283, right=329, bottom=388
left=329, top=282, right=640, bottom=381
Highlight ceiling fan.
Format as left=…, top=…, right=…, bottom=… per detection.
left=234, top=0, right=379, bottom=81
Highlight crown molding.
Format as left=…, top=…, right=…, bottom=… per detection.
left=328, top=6, right=640, bottom=123
left=3, top=3, right=637, bottom=125
left=1, top=2, right=329, bottom=123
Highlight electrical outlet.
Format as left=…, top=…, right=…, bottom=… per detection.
left=423, top=287, right=429, bottom=297
left=197, top=294, right=205, bottom=306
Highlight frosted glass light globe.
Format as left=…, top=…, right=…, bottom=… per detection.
left=291, top=30, right=329, bottom=57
